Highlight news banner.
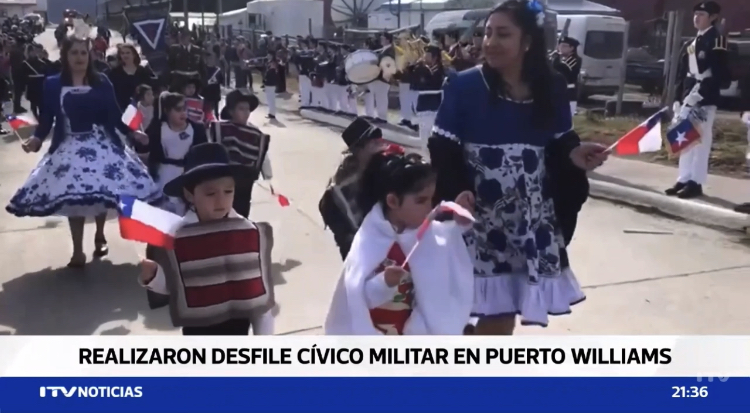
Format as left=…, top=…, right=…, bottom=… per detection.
left=0, top=336, right=748, bottom=413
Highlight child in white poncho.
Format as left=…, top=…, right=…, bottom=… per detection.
left=325, top=147, right=476, bottom=335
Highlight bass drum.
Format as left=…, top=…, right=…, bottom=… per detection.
left=345, top=50, right=380, bottom=85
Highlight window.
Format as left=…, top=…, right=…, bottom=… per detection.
left=584, top=30, right=624, bottom=60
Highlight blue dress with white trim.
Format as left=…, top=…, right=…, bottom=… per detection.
left=429, top=65, right=589, bottom=327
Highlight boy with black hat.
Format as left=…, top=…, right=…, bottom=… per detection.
left=666, top=0, right=730, bottom=199
left=551, top=36, right=582, bottom=116
left=139, top=142, right=275, bottom=335
left=211, top=89, right=272, bottom=218
left=319, top=117, right=387, bottom=259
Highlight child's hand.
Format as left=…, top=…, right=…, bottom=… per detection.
left=383, top=265, right=407, bottom=287
left=454, top=191, right=475, bottom=225
left=140, top=258, right=158, bottom=284
left=132, top=130, right=149, bottom=145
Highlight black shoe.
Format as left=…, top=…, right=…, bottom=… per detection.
left=373, top=118, right=387, bottom=124
left=267, top=114, right=276, bottom=119
left=0, top=128, right=9, bottom=134
left=677, top=181, right=703, bottom=199
left=665, top=182, right=687, bottom=196
left=733, top=203, right=750, bottom=214
left=398, top=119, right=412, bottom=127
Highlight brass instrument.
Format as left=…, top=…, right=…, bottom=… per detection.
left=395, top=33, right=427, bottom=73
left=441, top=50, right=453, bottom=66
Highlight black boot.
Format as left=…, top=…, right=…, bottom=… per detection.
left=734, top=203, right=750, bottom=214
left=665, top=182, right=687, bottom=196
left=677, top=180, right=703, bottom=199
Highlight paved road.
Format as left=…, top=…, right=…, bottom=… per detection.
left=1, top=104, right=749, bottom=336
left=3, top=28, right=747, bottom=336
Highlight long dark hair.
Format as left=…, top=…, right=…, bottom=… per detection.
left=116, top=43, right=141, bottom=66
left=358, top=150, right=436, bottom=216
left=484, top=0, right=555, bottom=128
left=59, top=35, right=100, bottom=86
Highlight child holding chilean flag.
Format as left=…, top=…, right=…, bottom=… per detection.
left=324, top=148, right=475, bottom=335
left=138, top=142, right=276, bottom=335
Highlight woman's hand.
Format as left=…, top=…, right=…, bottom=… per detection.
left=383, top=266, right=407, bottom=287
left=132, top=130, right=149, bottom=145
left=570, top=142, right=609, bottom=171
left=454, top=190, right=475, bottom=226
left=140, top=258, right=158, bottom=285
left=22, top=137, right=42, bottom=153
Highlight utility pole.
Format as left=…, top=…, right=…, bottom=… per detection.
left=183, top=0, right=189, bottom=28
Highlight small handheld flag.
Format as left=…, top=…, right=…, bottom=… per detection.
left=117, top=196, right=182, bottom=249
left=607, top=109, right=665, bottom=155
left=6, top=114, right=37, bottom=131
left=269, top=185, right=291, bottom=207
left=665, top=117, right=702, bottom=155
left=121, top=101, right=143, bottom=131
left=402, top=201, right=476, bottom=268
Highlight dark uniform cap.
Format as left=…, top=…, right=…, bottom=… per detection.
left=694, top=1, right=721, bottom=14
left=559, top=36, right=580, bottom=48
left=342, top=117, right=383, bottom=148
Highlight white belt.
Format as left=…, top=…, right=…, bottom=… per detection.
left=688, top=69, right=712, bottom=81
left=418, top=91, right=443, bottom=96
left=28, top=74, right=44, bottom=78
left=567, top=84, right=575, bottom=89
left=173, top=70, right=199, bottom=75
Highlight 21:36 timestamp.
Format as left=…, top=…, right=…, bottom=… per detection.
left=672, top=386, right=709, bottom=398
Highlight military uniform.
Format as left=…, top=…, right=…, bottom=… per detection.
left=21, top=55, right=47, bottom=118
left=294, top=41, right=315, bottom=108
left=167, top=41, right=205, bottom=91
left=365, top=34, right=394, bottom=123
left=333, top=47, right=356, bottom=115
left=666, top=1, right=730, bottom=199
left=310, top=42, right=329, bottom=110
left=551, top=36, right=582, bottom=116
left=412, top=45, right=446, bottom=149
left=324, top=44, right=341, bottom=112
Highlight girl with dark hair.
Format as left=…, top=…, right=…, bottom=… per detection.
left=107, top=43, right=154, bottom=111
left=7, top=36, right=161, bottom=268
left=142, top=92, right=209, bottom=216
left=428, top=0, right=609, bottom=335
left=325, top=149, right=475, bottom=335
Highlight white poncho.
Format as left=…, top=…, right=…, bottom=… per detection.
left=325, top=203, right=474, bottom=335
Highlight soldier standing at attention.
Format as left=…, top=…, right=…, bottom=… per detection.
left=665, top=1, right=730, bottom=199
left=168, top=28, right=205, bottom=91
left=551, top=36, right=582, bottom=116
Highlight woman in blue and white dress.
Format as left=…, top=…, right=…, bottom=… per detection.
left=6, top=36, right=162, bottom=268
left=428, top=0, right=609, bottom=334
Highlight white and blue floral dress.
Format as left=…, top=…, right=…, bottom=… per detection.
left=6, top=85, right=163, bottom=217
left=429, top=66, right=586, bottom=326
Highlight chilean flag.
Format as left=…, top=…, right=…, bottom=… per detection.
left=121, top=101, right=143, bottom=131
left=6, top=114, right=37, bottom=131
left=117, top=195, right=182, bottom=249
left=610, top=109, right=665, bottom=155
left=666, top=116, right=702, bottom=155
left=403, top=201, right=475, bottom=268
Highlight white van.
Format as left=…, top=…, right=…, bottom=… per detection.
left=558, top=14, right=626, bottom=98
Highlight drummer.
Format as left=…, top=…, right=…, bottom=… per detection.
left=333, top=44, right=355, bottom=116
left=365, top=31, right=394, bottom=124
left=324, top=42, right=341, bottom=112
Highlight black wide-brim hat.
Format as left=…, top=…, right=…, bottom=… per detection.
left=342, top=116, right=382, bottom=149
left=225, top=89, right=259, bottom=113
left=694, top=1, right=720, bottom=14
left=163, top=142, right=253, bottom=197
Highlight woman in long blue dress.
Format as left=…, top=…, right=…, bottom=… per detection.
left=6, top=36, right=162, bottom=268
left=428, top=0, right=609, bottom=334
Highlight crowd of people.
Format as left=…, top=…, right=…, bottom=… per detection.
left=0, top=0, right=745, bottom=336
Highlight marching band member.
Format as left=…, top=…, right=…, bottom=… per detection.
left=468, top=31, right=484, bottom=64
left=366, top=32, right=395, bottom=123
left=325, top=43, right=342, bottom=112
left=395, top=37, right=415, bottom=129
left=264, top=54, right=279, bottom=119
left=311, top=40, right=329, bottom=111
left=167, top=28, right=205, bottom=91
left=295, top=38, right=314, bottom=108
left=551, top=36, right=582, bottom=116
left=665, top=1, right=730, bottom=199
left=335, top=45, right=356, bottom=116
left=445, top=31, right=473, bottom=72
left=21, top=43, right=47, bottom=119
left=202, top=53, right=224, bottom=120
left=412, top=44, right=445, bottom=148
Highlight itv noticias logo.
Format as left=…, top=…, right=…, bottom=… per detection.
left=38, top=386, right=143, bottom=398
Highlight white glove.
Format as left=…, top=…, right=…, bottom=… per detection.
left=672, top=101, right=681, bottom=114
left=683, top=91, right=703, bottom=107
left=677, top=105, right=693, bottom=122
left=741, top=111, right=750, bottom=126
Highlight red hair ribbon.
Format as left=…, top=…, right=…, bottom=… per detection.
left=382, top=143, right=405, bottom=156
